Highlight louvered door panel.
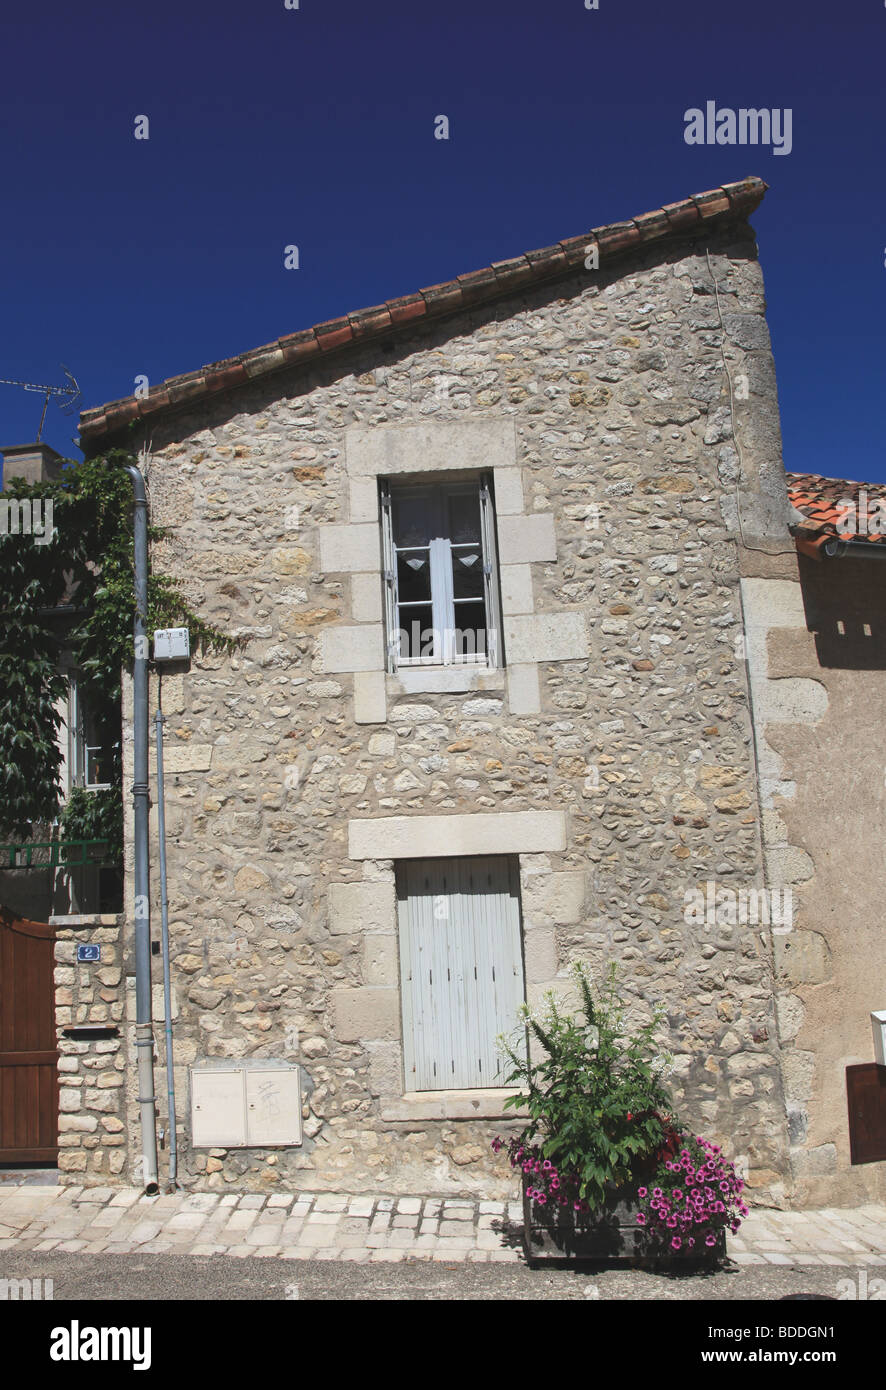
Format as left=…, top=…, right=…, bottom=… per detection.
left=397, top=855, right=524, bottom=1090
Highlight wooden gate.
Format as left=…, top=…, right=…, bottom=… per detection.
left=0, top=911, right=58, bottom=1163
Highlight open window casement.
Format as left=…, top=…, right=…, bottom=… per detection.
left=67, top=676, right=118, bottom=792
left=380, top=474, right=504, bottom=672
left=380, top=481, right=399, bottom=674
left=479, top=473, right=502, bottom=668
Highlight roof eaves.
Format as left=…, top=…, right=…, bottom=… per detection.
left=79, top=176, right=768, bottom=447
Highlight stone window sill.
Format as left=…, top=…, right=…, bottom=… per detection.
left=380, top=1087, right=527, bottom=1121
left=387, top=667, right=506, bottom=696
left=49, top=913, right=122, bottom=928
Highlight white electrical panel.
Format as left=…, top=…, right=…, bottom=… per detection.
left=191, top=1068, right=247, bottom=1147
left=153, top=627, right=190, bottom=661
left=190, top=1063, right=303, bottom=1148
left=872, top=1010, right=886, bottom=1067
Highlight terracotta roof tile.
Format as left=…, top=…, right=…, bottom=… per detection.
left=278, top=330, right=321, bottom=365
left=385, top=293, right=427, bottom=326
left=420, top=279, right=465, bottom=312
left=456, top=265, right=500, bottom=303
left=138, top=386, right=173, bottom=415
left=786, top=472, right=886, bottom=549
left=348, top=305, right=393, bottom=338
left=693, top=190, right=731, bottom=219
left=79, top=177, right=768, bottom=445
left=662, top=199, right=701, bottom=233
left=244, top=346, right=287, bottom=376
left=523, top=244, right=568, bottom=274
left=558, top=234, right=591, bottom=263
left=314, top=317, right=355, bottom=352
left=633, top=210, right=670, bottom=241
left=167, top=374, right=209, bottom=403
left=202, top=364, right=248, bottom=393
left=594, top=221, right=640, bottom=256
left=487, top=257, right=535, bottom=292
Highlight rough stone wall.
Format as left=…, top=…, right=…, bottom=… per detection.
left=109, top=221, right=795, bottom=1201
left=53, top=914, right=127, bottom=1183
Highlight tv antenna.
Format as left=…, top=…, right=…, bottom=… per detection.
left=0, top=365, right=81, bottom=442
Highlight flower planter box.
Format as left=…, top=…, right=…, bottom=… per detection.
left=521, top=1179, right=727, bottom=1266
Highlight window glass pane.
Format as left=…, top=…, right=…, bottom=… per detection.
left=397, top=608, right=435, bottom=660
left=396, top=549, right=431, bottom=604
left=450, top=601, right=486, bottom=659
left=86, top=745, right=116, bottom=787
left=447, top=491, right=481, bottom=544
left=451, top=546, right=483, bottom=600
left=392, top=494, right=431, bottom=547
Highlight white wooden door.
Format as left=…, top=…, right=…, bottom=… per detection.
left=397, top=855, right=524, bottom=1090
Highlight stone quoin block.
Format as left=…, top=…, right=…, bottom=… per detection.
left=490, top=467, right=524, bottom=515
left=503, top=611, right=589, bottom=665
left=499, top=564, right=534, bottom=616
left=349, top=476, right=380, bottom=523
left=351, top=572, right=384, bottom=624
left=496, top=513, right=557, bottom=566
left=362, top=934, right=399, bottom=987
left=521, top=870, right=586, bottom=925
left=332, top=986, right=400, bottom=1043
left=507, top=663, right=541, bottom=715
left=367, top=1041, right=404, bottom=1098
left=318, top=624, right=385, bottom=673
left=523, top=928, right=559, bottom=984
left=353, top=670, right=387, bottom=723
left=328, top=880, right=397, bottom=936
left=318, top=522, right=382, bottom=574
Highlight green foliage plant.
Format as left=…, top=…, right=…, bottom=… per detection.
left=495, top=961, right=674, bottom=1209
left=0, top=450, right=232, bottom=847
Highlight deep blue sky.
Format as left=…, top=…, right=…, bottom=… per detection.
left=1, top=0, right=883, bottom=481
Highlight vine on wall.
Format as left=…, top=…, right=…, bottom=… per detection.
left=0, top=449, right=231, bottom=849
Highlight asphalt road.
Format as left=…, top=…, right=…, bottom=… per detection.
left=0, top=1250, right=861, bottom=1300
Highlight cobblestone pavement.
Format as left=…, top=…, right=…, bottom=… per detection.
left=0, top=1184, right=884, bottom=1267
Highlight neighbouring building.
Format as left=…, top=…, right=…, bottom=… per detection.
left=40, top=175, right=885, bottom=1206
left=0, top=442, right=123, bottom=1167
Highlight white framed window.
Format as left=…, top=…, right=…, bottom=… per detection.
left=380, top=474, right=503, bottom=672
left=67, top=677, right=119, bottom=792
left=396, top=855, right=526, bottom=1091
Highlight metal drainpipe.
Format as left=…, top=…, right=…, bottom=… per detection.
left=154, top=708, right=178, bottom=1189
left=122, top=461, right=159, bottom=1195
left=823, top=537, right=886, bottom=560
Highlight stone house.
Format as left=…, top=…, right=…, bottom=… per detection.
left=61, top=175, right=885, bottom=1207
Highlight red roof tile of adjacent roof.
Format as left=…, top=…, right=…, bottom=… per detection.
left=786, top=472, right=886, bottom=556
left=78, top=177, right=768, bottom=447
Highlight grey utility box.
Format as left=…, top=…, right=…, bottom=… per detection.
left=153, top=627, right=190, bottom=661
left=190, top=1061, right=303, bottom=1148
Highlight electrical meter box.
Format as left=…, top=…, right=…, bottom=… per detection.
left=872, top=1010, right=886, bottom=1067
left=190, top=1062, right=303, bottom=1148
left=153, top=627, right=190, bottom=661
